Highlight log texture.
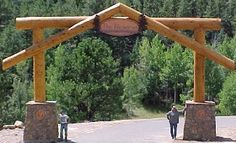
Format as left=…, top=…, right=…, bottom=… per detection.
left=2, top=3, right=235, bottom=71
left=193, top=29, right=206, bottom=102
left=120, top=3, right=235, bottom=70
left=2, top=3, right=121, bottom=70
left=33, top=29, right=46, bottom=102
left=16, top=17, right=221, bottom=30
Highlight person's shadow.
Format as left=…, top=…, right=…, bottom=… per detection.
left=57, top=138, right=77, bottom=143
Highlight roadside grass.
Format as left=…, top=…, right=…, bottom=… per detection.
left=131, top=107, right=166, bottom=119
left=130, top=104, right=185, bottom=119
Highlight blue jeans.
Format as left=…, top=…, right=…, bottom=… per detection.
left=170, top=123, right=177, bottom=139
left=60, top=123, right=68, bottom=140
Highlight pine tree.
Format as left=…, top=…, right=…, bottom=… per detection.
left=219, top=72, right=236, bottom=115
left=82, top=0, right=115, bottom=15
left=205, top=60, right=225, bottom=101
left=143, top=0, right=163, bottom=16
left=160, top=0, right=178, bottom=17
left=177, top=0, right=197, bottom=17
left=137, top=36, right=165, bottom=106
left=160, top=44, right=193, bottom=103
left=122, top=66, right=147, bottom=116
left=47, top=37, right=123, bottom=121
left=1, top=61, right=33, bottom=124
left=196, top=0, right=208, bottom=17
left=0, top=0, right=16, bottom=29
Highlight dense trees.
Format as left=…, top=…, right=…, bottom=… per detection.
left=0, top=0, right=236, bottom=124
left=219, top=72, right=236, bottom=115
left=47, top=38, right=123, bottom=121
left=130, top=37, right=193, bottom=106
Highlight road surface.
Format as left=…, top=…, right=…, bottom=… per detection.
left=0, top=116, right=236, bottom=143
left=66, top=116, right=236, bottom=143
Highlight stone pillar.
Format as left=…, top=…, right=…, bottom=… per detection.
left=183, top=100, right=216, bottom=141
left=24, top=101, right=58, bottom=143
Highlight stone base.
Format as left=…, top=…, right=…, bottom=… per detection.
left=183, top=100, right=216, bottom=141
left=24, top=101, right=58, bottom=143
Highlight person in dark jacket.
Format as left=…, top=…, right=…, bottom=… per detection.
left=167, top=106, right=179, bottom=139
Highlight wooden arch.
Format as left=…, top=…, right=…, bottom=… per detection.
left=1, top=3, right=235, bottom=103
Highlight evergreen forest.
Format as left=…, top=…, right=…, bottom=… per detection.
left=0, top=0, right=236, bottom=124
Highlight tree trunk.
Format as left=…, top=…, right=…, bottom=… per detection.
left=174, top=83, right=177, bottom=104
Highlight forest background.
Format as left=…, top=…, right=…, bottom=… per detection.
left=0, top=0, right=236, bottom=124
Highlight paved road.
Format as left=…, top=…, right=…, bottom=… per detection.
left=70, top=118, right=184, bottom=143
left=1, top=116, right=236, bottom=143
left=66, top=116, right=236, bottom=143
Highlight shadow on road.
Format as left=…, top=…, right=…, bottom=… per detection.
left=174, top=136, right=236, bottom=142
left=215, top=136, right=236, bottom=142
left=57, top=139, right=77, bottom=143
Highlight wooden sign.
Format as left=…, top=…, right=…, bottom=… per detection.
left=100, top=18, right=139, bottom=36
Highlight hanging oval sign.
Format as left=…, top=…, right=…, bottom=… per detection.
left=100, top=18, right=139, bottom=36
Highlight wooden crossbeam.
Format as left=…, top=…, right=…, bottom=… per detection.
left=2, top=3, right=121, bottom=70
left=16, top=17, right=221, bottom=30
left=119, top=3, right=235, bottom=70
left=1, top=3, right=235, bottom=72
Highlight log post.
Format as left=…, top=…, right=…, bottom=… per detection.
left=33, top=29, right=46, bottom=102
left=193, top=29, right=205, bottom=102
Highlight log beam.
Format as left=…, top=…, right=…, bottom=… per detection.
left=2, top=3, right=235, bottom=71
left=16, top=17, right=221, bottom=31
left=120, top=3, right=235, bottom=70
left=33, top=29, right=46, bottom=102
left=194, top=29, right=206, bottom=102
left=2, top=17, right=94, bottom=70
left=2, top=3, right=121, bottom=70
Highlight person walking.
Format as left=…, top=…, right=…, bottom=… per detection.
left=59, top=111, right=70, bottom=142
left=166, top=106, right=179, bottom=139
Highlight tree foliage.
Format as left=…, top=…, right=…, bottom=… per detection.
left=122, top=66, right=147, bottom=116
left=1, top=61, right=33, bottom=124
left=47, top=38, right=123, bottom=122
left=219, top=73, right=236, bottom=115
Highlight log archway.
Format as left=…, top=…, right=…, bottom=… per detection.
left=1, top=3, right=235, bottom=103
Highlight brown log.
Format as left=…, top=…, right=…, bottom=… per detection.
left=193, top=29, right=206, bottom=102
left=16, top=17, right=221, bottom=30
left=16, top=16, right=88, bottom=29
left=33, top=29, right=46, bottom=102
left=2, top=3, right=121, bottom=70
left=120, top=3, right=235, bottom=70
left=153, top=18, right=221, bottom=30
left=2, top=3, right=235, bottom=71
left=3, top=19, right=93, bottom=70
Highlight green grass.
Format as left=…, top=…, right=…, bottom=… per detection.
left=131, top=107, right=166, bottom=119
left=130, top=104, right=185, bottom=119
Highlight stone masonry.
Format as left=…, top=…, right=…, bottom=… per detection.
left=24, top=101, right=58, bottom=143
left=183, top=100, right=216, bottom=141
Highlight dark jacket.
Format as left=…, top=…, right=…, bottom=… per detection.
left=167, top=110, right=179, bottom=124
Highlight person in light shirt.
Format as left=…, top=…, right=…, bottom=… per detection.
left=59, top=111, right=70, bottom=141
